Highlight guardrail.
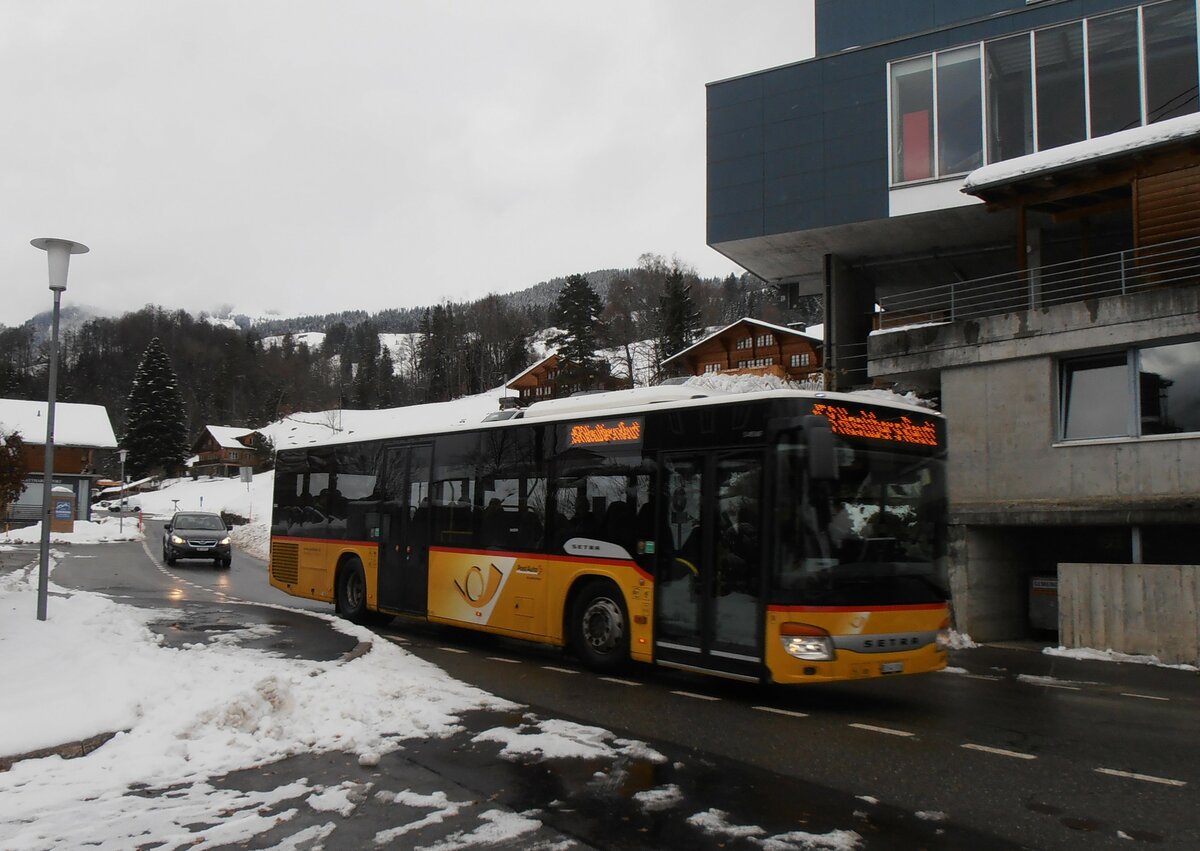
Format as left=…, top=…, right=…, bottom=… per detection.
left=876, top=235, right=1200, bottom=329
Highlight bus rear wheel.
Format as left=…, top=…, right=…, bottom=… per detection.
left=336, top=557, right=368, bottom=623
left=570, top=579, right=629, bottom=672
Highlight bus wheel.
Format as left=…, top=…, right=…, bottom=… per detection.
left=570, top=580, right=629, bottom=672
left=336, top=557, right=368, bottom=623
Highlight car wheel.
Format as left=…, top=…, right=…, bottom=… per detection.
left=569, top=579, right=629, bottom=672
left=335, top=557, right=369, bottom=623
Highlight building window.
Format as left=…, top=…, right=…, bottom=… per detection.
left=1060, top=341, right=1200, bottom=439
left=703, top=363, right=721, bottom=374
left=1088, top=9, right=1142, bottom=136
left=754, top=333, right=775, bottom=347
left=736, top=336, right=752, bottom=350
left=790, top=352, right=812, bottom=368
left=890, top=0, right=1200, bottom=185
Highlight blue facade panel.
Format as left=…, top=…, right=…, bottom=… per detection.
left=709, top=0, right=1145, bottom=246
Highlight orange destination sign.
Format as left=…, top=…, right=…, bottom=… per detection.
left=812, top=403, right=939, bottom=447
left=569, top=418, right=643, bottom=447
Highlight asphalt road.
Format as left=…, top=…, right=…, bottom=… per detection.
left=27, top=526, right=1200, bottom=850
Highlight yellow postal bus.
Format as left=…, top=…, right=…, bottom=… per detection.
left=269, top=386, right=951, bottom=685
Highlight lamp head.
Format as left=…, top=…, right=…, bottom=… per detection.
left=31, top=238, right=89, bottom=291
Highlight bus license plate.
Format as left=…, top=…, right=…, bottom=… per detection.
left=880, top=662, right=904, bottom=675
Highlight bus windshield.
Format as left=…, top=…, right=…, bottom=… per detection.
left=774, top=439, right=948, bottom=606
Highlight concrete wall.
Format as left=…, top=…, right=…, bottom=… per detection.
left=948, top=525, right=1035, bottom=640
left=939, top=357, right=1200, bottom=519
left=1059, top=562, right=1200, bottom=666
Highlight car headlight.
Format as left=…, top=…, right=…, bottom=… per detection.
left=170, top=534, right=185, bottom=545
left=779, top=623, right=835, bottom=661
left=219, top=536, right=231, bottom=546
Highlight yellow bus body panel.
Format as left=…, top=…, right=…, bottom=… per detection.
left=425, top=547, right=655, bottom=663
left=764, top=604, right=949, bottom=685
left=268, top=536, right=378, bottom=607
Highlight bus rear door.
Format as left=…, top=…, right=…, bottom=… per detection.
left=378, top=443, right=432, bottom=614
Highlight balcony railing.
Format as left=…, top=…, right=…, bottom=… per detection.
left=876, top=235, right=1200, bottom=330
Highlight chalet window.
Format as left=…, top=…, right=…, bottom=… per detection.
left=736, top=337, right=753, bottom=350
left=703, top=363, right=721, bottom=374
left=229, top=451, right=240, bottom=461
left=1060, top=340, right=1200, bottom=439
left=790, top=353, right=812, bottom=368
left=754, top=333, right=775, bottom=347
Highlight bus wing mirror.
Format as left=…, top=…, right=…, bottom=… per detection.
left=803, top=415, right=839, bottom=481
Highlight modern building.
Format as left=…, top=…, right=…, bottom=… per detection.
left=0, top=398, right=118, bottom=524
left=188, top=426, right=272, bottom=478
left=660, top=317, right=823, bottom=382
left=707, top=0, right=1200, bottom=662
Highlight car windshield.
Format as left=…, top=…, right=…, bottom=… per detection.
left=174, top=514, right=225, bottom=531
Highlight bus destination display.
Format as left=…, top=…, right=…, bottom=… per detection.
left=812, top=402, right=939, bottom=447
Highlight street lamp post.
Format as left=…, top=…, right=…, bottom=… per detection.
left=32, top=237, right=89, bottom=622
left=118, top=449, right=128, bottom=534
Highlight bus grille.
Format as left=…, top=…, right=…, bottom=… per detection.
left=271, top=542, right=299, bottom=585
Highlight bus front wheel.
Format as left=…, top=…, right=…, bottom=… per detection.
left=336, top=557, right=368, bottom=623
left=570, top=579, right=629, bottom=672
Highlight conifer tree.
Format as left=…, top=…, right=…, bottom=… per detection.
left=0, top=431, right=26, bottom=514
left=548, top=273, right=606, bottom=391
left=656, top=263, right=702, bottom=371
left=123, top=337, right=190, bottom=478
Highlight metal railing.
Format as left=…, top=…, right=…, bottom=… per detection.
left=876, top=235, right=1200, bottom=330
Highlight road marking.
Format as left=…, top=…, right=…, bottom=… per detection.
left=961, top=743, right=1037, bottom=760
left=849, top=723, right=914, bottom=737
left=1121, top=692, right=1169, bottom=701
left=672, top=690, right=720, bottom=701
left=1095, top=767, right=1187, bottom=787
left=959, top=673, right=1002, bottom=681
left=753, top=706, right=808, bottom=718
left=437, top=646, right=468, bottom=654
left=599, top=676, right=641, bottom=686
left=486, top=656, right=521, bottom=664
left=542, top=666, right=579, bottom=674
left=384, top=635, right=408, bottom=645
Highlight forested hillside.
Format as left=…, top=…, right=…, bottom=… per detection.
left=0, top=255, right=819, bottom=478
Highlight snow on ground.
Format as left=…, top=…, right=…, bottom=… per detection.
left=1044, top=645, right=1199, bottom=673
left=0, top=516, right=143, bottom=546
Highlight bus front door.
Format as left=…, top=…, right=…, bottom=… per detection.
left=655, top=451, right=764, bottom=681
left=378, top=444, right=432, bottom=614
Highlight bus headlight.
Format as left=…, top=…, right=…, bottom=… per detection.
left=936, top=617, right=951, bottom=652
left=779, top=623, right=835, bottom=661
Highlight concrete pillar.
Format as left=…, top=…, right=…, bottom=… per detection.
left=823, top=253, right=874, bottom=390
left=948, top=524, right=1033, bottom=641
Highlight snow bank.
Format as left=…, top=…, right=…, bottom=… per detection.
left=0, top=517, right=143, bottom=545
left=1044, top=645, right=1199, bottom=672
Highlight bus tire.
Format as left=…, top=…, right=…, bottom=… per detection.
left=336, top=557, right=369, bottom=623
left=570, top=579, right=629, bottom=672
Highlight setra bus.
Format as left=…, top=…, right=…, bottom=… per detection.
left=268, top=385, right=951, bottom=685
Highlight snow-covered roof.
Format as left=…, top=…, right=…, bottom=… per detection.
left=202, top=425, right=256, bottom=449
left=506, top=352, right=558, bottom=386
left=0, top=398, right=117, bottom=448
left=964, top=112, right=1200, bottom=194
left=662, top=317, right=821, bottom=365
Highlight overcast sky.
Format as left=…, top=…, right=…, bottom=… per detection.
left=1, top=1, right=814, bottom=328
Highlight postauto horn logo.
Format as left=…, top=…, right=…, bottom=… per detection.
left=455, top=563, right=504, bottom=607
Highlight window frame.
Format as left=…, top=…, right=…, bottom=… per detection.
left=1059, top=339, right=1200, bottom=441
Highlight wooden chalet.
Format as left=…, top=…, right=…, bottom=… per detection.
left=660, top=318, right=822, bottom=381
left=505, top=353, right=628, bottom=404
left=189, top=426, right=272, bottom=478
left=0, top=398, right=118, bottom=523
